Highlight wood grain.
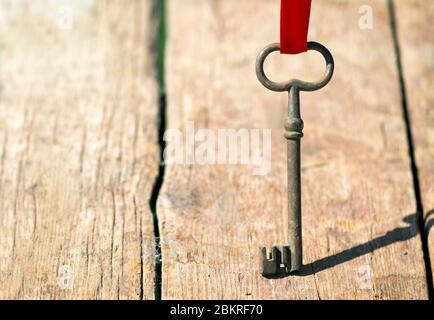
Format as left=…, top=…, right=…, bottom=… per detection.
left=159, top=0, right=429, bottom=299
left=394, top=0, right=434, bottom=285
left=0, top=0, right=159, bottom=299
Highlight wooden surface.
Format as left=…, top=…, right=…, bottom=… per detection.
left=395, top=0, right=434, bottom=283
left=0, top=0, right=432, bottom=300
left=158, top=0, right=429, bottom=299
left=0, top=0, right=159, bottom=299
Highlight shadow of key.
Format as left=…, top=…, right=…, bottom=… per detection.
left=296, top=213, right=429, bottom=276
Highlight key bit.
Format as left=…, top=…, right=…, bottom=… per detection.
left=256, top=42, right=334, bottom=276
left=260, top=246, right=291, bottom=276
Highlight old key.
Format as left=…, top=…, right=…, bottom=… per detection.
left=256, top=42, right=334, bottom=276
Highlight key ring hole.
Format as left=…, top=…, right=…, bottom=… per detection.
left=256, top=42, right=334, bottom=92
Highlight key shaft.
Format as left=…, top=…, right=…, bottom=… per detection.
left=285, top=87, right=303, bottom=271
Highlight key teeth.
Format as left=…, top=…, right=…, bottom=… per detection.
left=260, top=246, right=291, bottom=276
left=259, top=247, right=278, bottom=276
left=280, top=246, right=291, bottom=266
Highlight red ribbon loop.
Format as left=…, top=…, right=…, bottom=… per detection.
left=280, top=0, right=312, bottom=55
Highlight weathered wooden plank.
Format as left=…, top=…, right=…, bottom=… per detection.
left=159, top=0, right=429, bottom=299
left=394, top=0, right=434, bottom=285
left=0, top=0, right=159, bottom=299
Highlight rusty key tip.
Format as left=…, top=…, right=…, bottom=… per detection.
left=260, top=246, right=291, bottom=277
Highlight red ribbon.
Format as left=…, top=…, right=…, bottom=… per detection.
left=280, top=0, right=312, bottom=54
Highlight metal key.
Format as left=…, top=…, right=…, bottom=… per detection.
left=256, top=42, right=334, bottom=276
